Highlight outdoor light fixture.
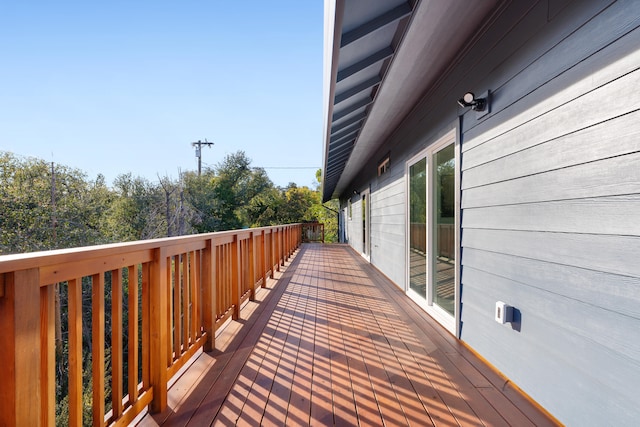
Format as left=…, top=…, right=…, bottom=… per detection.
left=457, top=91, right=487, bottom=111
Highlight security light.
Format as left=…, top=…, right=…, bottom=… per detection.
left=457, top=91, right=487, bottom=111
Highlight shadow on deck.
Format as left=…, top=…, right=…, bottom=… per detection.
left=139, top=243, right=557, bottom=426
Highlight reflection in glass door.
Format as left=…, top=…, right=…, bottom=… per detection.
left=409, top=159, right=427, bottom=299
left=433, top=144, right=455, bottom=316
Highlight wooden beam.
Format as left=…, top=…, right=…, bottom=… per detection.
left=330, top=120, right=360, bottom=143
left=340, top=2, right=412, bottom=47
left=329, top=131, right=358, bottom=151
left=336, top=46, right=393, bottom=82
left=334, top=75, right=382, bottom=104
left=331, top=96, right=373, bottom=122
left=331, top=111, right=366, bottom=134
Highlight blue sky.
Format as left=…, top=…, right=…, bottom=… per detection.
left=0, top=1, right=324, bottom=188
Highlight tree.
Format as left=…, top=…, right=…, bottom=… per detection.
left=183, top=170, right=225, bottom=232
left=0, top=152, right=111, bottom=254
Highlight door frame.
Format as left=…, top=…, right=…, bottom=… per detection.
left=405, top=127, right=460, bottom=336
left=361, top=188, right=371, bottom=261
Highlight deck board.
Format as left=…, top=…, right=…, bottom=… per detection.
left=139, top=243, right=558, bottom=426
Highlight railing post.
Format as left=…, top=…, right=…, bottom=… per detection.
left=203, top=239, right=216, bottom=351
left=232, top=235, right=241, bottom=320
left=0, top=269, right=42, bottom=426
left=150, top=248, right=169, bottom=412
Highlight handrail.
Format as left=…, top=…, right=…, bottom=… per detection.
left=0, top=223, right=303, bottom=426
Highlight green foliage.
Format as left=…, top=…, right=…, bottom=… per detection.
left=1, top=150, right=338, bottom=424
left=0, top=152, right=110, bottom=253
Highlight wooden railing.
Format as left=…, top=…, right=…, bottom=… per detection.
left=301, top=222, right=325, bottom=243
left=0, top=224, right=302, bottom=426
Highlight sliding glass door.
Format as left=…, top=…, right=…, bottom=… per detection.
left=409, top=158, right=427, bottom=298
left=406, top=130, right=458, bottom=332
left=433, top=144, right=455, bottom=316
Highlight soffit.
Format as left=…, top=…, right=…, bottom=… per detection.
left=322, top=0, right=499, bottom=202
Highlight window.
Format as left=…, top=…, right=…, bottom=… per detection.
left=378, top=154, right=390, bottom=176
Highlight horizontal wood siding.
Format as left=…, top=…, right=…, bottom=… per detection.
left=338, top=0, right=640, bottom=424
left=369, top=177, right=406, bottom=287
left=458, top=0, right=640, bottom=424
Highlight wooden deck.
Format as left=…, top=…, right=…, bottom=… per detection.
left=139, top=243, right=558, bottom=426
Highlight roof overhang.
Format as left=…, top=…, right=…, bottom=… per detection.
left=322, top=0, right=499, bottom=202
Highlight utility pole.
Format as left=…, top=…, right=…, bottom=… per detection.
left=51, top=162, right=57, bottom=247
left=191, top=139, right=214, bottom=176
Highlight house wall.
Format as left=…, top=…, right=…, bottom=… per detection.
left=339, top=0, right=640, bottom=424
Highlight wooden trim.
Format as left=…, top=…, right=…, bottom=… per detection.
left=39, top=250, right=153, bottom=286
left=167, top=336, right=206, bottom=379
left=113, top=388, right=153, bottom=427
left=459, top=340, right=562, bottom=425
left=215, top=309, right=234, bottom=331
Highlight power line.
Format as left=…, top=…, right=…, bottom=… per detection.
left=257, top=166, right=319, bottom=169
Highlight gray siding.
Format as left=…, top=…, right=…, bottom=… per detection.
left=369, top=174, right=406, bottom=287
left=338, top=0, right=640, bottom=423
left=458, top=0, right=640, bottom=425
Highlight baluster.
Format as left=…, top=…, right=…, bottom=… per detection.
left=128, top=265, right=139, bottom=404
left=112, top=269, right=123, bottom=419
left=92, top=273, right=105, bottom=426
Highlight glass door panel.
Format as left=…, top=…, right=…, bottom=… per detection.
left=433, top=144, right=455, bottom=315
left=362, top=193, right=367, bottom=254
left=409, top=158, right=427, bottom=299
